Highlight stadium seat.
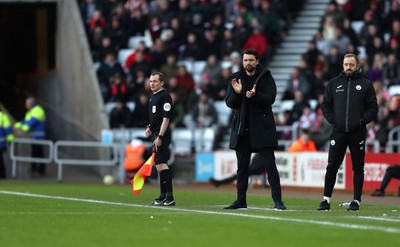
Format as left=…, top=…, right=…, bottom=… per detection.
left=193, top=128, right=215, bottom=152
left=279, top=100, right=295, bottom=112
left=104, top=102, right=117, bottom=115
left=128, top=36, right=146, bottom=49
left=171, top=128, right=193, bottom=155
left=388, top=85, right=400, bottom=96
left=214, top=100, right=231, bottom=127
left=118, top=49, right=134, bottom=68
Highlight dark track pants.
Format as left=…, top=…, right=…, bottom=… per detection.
left=323, top=130, right=366, bottom=201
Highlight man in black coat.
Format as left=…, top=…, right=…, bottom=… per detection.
left=317, top=53, right=378, bottom=211
left=224, top=49, right=286, bottom=210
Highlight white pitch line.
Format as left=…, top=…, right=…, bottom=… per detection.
left=353, top=216, right=400, bottom=223
left=1, top=190, right=400, bottom=234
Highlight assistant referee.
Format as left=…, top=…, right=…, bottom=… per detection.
left=145, top=72, right=175, bottom=206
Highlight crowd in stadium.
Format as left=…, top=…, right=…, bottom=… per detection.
left=78, top=0, right=400, bottom=152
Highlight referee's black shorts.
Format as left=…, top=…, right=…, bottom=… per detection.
left=152, top=132, right=171, bottom=165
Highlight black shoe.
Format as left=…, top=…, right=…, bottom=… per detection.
left=347, top=200, right=359, bottom=211
left=223, top=201, right=247, bottom=210
left=150, top=198, right=166, bottom=206
left=274, top=201, right=287, bottom=211
left=162, top=199, right=176, bottom=206
left=316, top=200, right=330, bottom=211
left=371, top=189, right=385, bottom=197
left=209, top=178, right=220, bottom=187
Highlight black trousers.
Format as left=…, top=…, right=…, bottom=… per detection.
left=31, top=144, right=45, bottom=175
left=379, top=165, right=400, bottom=191
left=324, top=130, right=366, bottom=201
left=235, top=133, right=282, bottom=204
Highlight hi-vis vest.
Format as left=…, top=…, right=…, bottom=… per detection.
left=20, top=104, right=46, bottom=140
left=0, top=111, right=14, bottom=149
left=124, top=141, right=146, bottom=170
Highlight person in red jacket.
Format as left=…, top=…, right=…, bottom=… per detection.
left=288, top=128, right=317, bottom=152
left=243, top=25, right=268, bottom=64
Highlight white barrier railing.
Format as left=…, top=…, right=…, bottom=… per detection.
left=10, top=138, right=53, bottom=178
left=54, top=141, right=118, bottom=181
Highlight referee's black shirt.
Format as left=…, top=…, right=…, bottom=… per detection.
left=148, top=88, right=173, bottom=133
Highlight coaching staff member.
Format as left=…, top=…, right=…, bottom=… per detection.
left=145, top=72, right=175, bottom=206
left=317, top=53, right=378, bottom=211
left=224, top=49, right=286, bottom=210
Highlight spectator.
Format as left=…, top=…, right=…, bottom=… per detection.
left=288, top=128, right=317, bottom=152
left=124, top=41, right=151, bottom=71
left=298, top=106, right=316, bottom=130
left=242, top=25, right=268, bottom=64
left=149, top=38, right=166, bottom=71
left=169, top=91, right=185, bottom=129
left=127, top=7, right=147, bottom=37
left=97, top=51, right=125, bottom=88
left=160, top=53, right=178, bottom=83
left=128, top=51, right=151, bottom=80
left=202, top=54, right=222, bottom=85
left=130, top=93, right=149, bottom=128
left=109, top=100, right=131, bottom=129
left=179, top=32, right=202, bottom=61
left=282, top=67, right=311, bottom=100
left=148, top=16, right=163, bottom=43
left=387, top=38, right=400, bottom=62
left=382, top=53, right=400, bottom=87
left=214, top=67, right=231, bottom=101
left=96, top=36, right=115, bottom=63
left=109, top=73, right=128, bottom=103
left=330, top=26, right=351, bottom=56
left=290, top=90, right=311, bottom=123
left=220, top=29, right=236, bottom=61
left=324, top=45, right=342, bottom=79
left=175, top=65, right=195, bottom=94
left=191, top=92, right=218, bottom=128
left=367, top=52, right=385, bottom=83
left=89, top=9, right=106, bottom=30
left=106, top=17, right=127, bottom=52
left=303, top=41, right=321, bottom=69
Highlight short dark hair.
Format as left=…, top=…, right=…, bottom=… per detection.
left=150, top=71, right=165, bottom=82
left=243, top=49, right=258, bottom=60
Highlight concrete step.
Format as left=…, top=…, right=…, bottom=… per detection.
left=300, top=9, right=326, bottom=16
left=289, top=28, right=318, bottom=35
left=307, top=0, right=331, bottom=4
left=285, top=35, right=314, bottom=42
left=292, top=22, right=320, bottom=29
left=276, top=47, right=308, bottom=54
left=273, top=54, right=302, bottom=61
left=280, top=42, right=309, bottom=49
left=270, top=60, right=300, bottom=67
left=304, top=4, right=327, bottom=10
left=296, top=16, right=321, bottom=23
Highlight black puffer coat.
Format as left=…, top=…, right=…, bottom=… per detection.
left=225, top=64, right=278, bottom=150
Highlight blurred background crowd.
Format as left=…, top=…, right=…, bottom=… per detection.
left=78, top=0, right=400, bottom=152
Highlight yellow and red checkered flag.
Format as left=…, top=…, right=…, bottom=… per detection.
left=131, top=146, right=155, bottom=194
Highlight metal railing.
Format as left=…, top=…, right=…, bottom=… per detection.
left=385, top=126, right=400, bottom=152
left=10, top=138, right=53, bottom=178
left=54, top=140, right=118, bottom=181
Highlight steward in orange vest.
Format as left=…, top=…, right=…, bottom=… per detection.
left=124, top=139, right=147, bottom=171
left=288, top=128, right=317, bottom=152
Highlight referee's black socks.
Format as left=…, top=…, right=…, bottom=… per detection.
left=160, top=169, right=174, bottom=200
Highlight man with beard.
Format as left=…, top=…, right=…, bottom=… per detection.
left=317, top=53, right=378, bottom=211
left=223, top=49, right=286, bottom=210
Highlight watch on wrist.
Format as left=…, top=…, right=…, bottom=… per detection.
left=158, top=135, right=163, bottom=140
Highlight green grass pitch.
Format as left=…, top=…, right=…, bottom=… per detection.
left=0, top=181, right=399, bottom=247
